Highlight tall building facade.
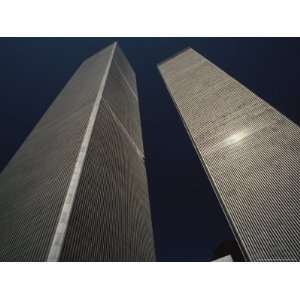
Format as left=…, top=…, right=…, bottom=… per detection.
left=159, top=48, right=300, bottom=261
left=0, top=42, right=155, bottom=261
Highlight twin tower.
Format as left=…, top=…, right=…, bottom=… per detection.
left=0, top=42, right=300, bottom=261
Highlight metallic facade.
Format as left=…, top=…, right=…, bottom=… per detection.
left=0, top=43, right=155, bottom=261
left=159, top=48, right=300, bottom=261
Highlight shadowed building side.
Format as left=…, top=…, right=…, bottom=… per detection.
left=159, top=48, right=300, bottom=262
left=60, top=45, right=155, bottom=261
left=0, top=43, right=155, bottom=261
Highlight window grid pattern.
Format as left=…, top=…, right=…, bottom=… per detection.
left=159, top=48, right=300, bottom=261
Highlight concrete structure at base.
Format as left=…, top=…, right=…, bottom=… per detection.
left=159, top=48, right=300, bottom=262
left=213, top=255, right=233, bottom=262
left=0, top=42, right=155, bottom=261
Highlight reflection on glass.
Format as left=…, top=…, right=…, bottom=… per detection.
left=224, top=130, right=248, bottom=146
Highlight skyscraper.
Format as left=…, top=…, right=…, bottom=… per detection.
left=159, top=48, right=300, bottom=261
left=0, top=42, right=155, bottom=261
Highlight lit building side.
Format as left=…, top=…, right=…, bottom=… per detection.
left=159, top=48, right=300, bottom=261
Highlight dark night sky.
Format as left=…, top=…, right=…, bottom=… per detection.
left=1, top=38, right=300, bottom=261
